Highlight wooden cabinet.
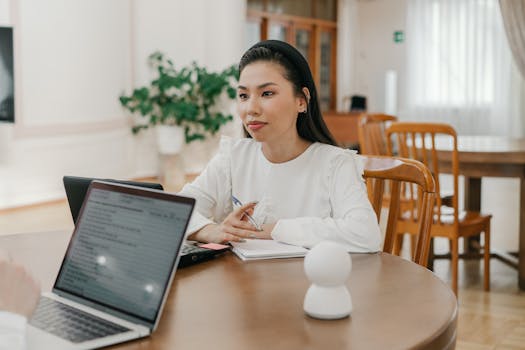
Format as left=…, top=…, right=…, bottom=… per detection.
left=322, top=111, right=362, bottom=148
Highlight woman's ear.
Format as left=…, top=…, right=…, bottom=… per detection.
left=299, top=87, right=311, bottom=113
left=302, top=87, right=311, bottom=102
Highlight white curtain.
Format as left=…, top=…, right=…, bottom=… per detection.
left=500, top=0, right=525, bottom=78
left=402, top=0, right=525, bottom=137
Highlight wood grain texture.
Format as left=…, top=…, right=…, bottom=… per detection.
left=386, top=123, right=492, bottom=295
left=363, top=155, right=435, bottom=267
left=433, top=135, right=525, bottom=291
left=322, top=111, right=362, bottom=147
left=2, top=183, right=525, bottom=349
left=1, top=230, right=457, bottom=350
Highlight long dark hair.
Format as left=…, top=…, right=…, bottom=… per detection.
left=238, top=41, right=337, bottom=146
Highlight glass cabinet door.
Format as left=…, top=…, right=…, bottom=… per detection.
left=267, top=0, right=313, bottom=17
left=268, top=21, right=289, bottom=41
left=246, top=0, right=338, bottom=111
left=295, top=26, right=312, bottom=62
left=245, top=19, right=262, bottom=49
left=319, top=29, right=335, bottom=111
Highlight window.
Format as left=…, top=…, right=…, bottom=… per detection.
left=407, top=0, right=502, bottom=107
left=246, top=0, right=338, bottom=111
left=405, top=0, right=520, bottom=136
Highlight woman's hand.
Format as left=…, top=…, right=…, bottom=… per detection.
left=0, top=258, right=41, bottom=318
left=188, top=202, right=262, bottom=243
left=250, top=223, right=276, bottom=240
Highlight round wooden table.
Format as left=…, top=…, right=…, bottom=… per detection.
left=2, top=230, right=458, bottom=350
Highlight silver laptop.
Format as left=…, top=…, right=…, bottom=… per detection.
left=27, top=181, right=195, bottom=349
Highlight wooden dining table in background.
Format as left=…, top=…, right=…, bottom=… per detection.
left=293, top=116, right=525, bottom=290
left=2, top=230, right=458, bottom=350
left=434, top=135, right=525, bottom=290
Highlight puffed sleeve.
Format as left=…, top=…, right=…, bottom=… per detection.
left=179, top=136, right=233, bottom=236
left=271, top=152, right=381, bottom=252
left=0, top=311, right=27, bottom=350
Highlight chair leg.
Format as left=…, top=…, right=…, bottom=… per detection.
left=484, top=225, right=491, bottom=291
left=451, top=238, right=458, bottom=296
left=427, top=237, right=435, bottom=271
left=393, top=233, right=403, bottom=256
left=410, top=234, right=417, bottom=260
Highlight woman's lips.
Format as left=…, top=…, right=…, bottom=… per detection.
left=247, top=122, right=266, bottom=131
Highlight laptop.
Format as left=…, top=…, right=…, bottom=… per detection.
left=28, top=181, right=194, bottom=349
left=63, top=176, right=164, bottom=223
left=63, top=176, right=230, bottom=267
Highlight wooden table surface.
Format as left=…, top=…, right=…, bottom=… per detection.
left=2, top=230, right=458, bottom=350
left=434, top=135, right=525, bottom=290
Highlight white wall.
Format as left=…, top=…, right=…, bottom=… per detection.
left=0, top=0, right=245, bottom=209
left=336, top=0, right=358, bottom=111
left=0, top=0, right=9, bottom=24
left=353, top=0, right=407, bottom=114
left=133, top=0, right=245, bottom=83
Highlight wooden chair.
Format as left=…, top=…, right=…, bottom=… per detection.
left=357, top=113, right=398, bottom=155
left=362, top=155, right=436, bottom=267
left=385, top=122, right=491, bottom=294
left=358, top=114, right=422, bottom=255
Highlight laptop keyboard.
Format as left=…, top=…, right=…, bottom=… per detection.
left=30, top=297, right=130, bottom=343
left=182, top=244, right=209, bottom=254
left=178, top=242, right=230, bottom=267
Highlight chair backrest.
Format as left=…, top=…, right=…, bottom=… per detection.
left=362, top=155, right=436, bottom=266
left=357, top=113, right=398, bottom=155
left=385, top=122, right=460, bottom=228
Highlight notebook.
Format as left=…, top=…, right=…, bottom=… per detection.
left=63, top=176, right=230, bottom=268
left=28, top=181, right=194, bottom=349
left=231, top=239, right=309, bottom=261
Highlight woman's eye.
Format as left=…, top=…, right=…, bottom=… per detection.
left=238, top=93, right=248, bottom=100
left=262, top=91, right=274, bottom=97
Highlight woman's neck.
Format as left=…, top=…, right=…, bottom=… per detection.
left=261, top=136, right=312, bottom=164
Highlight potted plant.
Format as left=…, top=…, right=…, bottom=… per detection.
left=119, top=51, right=238, bottom=154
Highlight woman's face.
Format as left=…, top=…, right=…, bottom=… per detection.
left=237, top=61, right=306, bottom=144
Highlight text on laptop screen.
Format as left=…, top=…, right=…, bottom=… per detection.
left=55, top=187, right=191, bottom=322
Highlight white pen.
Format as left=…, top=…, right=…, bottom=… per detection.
left=231, top=195, right=262, bottom=231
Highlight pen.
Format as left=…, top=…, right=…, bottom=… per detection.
left=231, top=195, right=262, bottom=231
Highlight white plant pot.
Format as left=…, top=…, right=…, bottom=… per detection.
left=156, top=125, right=185, bottom=155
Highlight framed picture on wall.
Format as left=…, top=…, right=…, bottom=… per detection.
left=0, top=26, right=14, bottom=123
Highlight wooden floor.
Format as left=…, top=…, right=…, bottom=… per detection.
left=1, top=199, right=525, bottom=349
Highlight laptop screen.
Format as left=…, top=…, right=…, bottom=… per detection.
left=54, top=181, right=194, bottom=323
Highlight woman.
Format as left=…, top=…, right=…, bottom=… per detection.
left=181, top=40, right=381, bottom=251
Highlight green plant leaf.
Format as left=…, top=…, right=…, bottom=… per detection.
left=226, top=87, right=237, bottom=99
left=119, top=51, right=239, bottom=143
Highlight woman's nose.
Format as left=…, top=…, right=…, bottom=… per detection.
left=245, top=96, right=261, bottom=116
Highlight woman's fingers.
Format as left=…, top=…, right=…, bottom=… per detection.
left=225, top=215, right=259, bottom=232
left=231, top=219, right=256, bottom=230
left=222, top=233, right=245, bottom=243
left=233, top=202, right=257, bottom=218
left=208, top=202, right=260, bottom=243
left=225, top=226, right=260, bottom=239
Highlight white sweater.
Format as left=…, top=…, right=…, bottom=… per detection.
left=180, top=137, right=381, bottom=252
